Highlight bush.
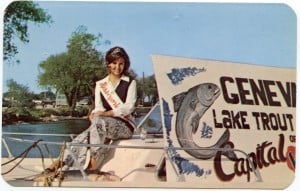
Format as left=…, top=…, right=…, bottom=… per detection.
left=2, top=107, right=40, bottom=124
left=55, top=106, right=73, bottom=116
left=2, top=105, right=90, bottom=125
left=30, top=108, right=59, bottom=118
left=75, top=106, right=89, bottom=117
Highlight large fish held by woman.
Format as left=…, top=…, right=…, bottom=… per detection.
left=172, top=83, right=232, bottom=160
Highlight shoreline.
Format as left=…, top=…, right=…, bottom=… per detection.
left=2, top=106, right=151, bottom=126
left=2, top=115, right=89, bottom=126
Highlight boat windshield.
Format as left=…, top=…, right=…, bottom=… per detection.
left=136, top=103, right=162, bottom=135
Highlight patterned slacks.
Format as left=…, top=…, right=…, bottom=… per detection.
left=63, top=116, right=134, bottom=170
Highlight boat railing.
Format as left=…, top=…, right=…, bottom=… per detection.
left=1, top=103, right=262, bottom=182
left=1, top=132, right=263, bottom=182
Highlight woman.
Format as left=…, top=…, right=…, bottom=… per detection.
left=47, top=46, right=137, bottom=172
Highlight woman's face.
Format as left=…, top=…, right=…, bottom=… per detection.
left=108, top=57, right=125, bottom=77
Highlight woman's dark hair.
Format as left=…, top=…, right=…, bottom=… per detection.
left=105, top=46, right=130, bottom=74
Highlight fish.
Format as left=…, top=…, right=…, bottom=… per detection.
left=22, top=169, right=121, bottom=182
left=172, top=83, right=232, bottom=159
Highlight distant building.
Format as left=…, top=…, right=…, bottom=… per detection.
left=76, top=97, right=90, bottom=106
left=56, top=94, right=68, bottom=106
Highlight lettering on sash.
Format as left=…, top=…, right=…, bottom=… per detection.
left=99, top=81, right=123, bottom=110
left=99, top=80, right=136, bottom=129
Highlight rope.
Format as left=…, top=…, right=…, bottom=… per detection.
left=42, top=142, right=66, bottom=187
left=1, top=139, right=43, bottom=175
left=43, top=143, right=55, bottom=164
left=36, top=143, right=47, bottom=171
left=2, top=135, right=262, bottom=183
left=57, top=141, right=66, bottom=186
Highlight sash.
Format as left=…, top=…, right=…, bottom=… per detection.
left=84, top=79, right=135, bottom=170
left=99, top=81, right=123, bottom=109
left=99, top=80, right=136, bottom=130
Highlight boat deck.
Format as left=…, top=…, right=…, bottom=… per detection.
left=2, top=135, right=297, bottom=189
left=2, top=136, right=169, bottom=188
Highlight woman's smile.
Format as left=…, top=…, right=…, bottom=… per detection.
left=108, top=57, right=125, bottom=76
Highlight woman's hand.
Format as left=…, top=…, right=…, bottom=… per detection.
left=89, top=110, right=114, bottom=120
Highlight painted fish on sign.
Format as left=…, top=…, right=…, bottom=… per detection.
left=152, top=55, right=296, bottom=188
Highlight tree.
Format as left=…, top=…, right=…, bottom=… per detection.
left=38, top=52, right=72, bottom=98
left=3, top=1, right=52, bottom=63
left=136, top=74, right=158, bottom=106
left=38, top=26, right=109, bottom=113
left=39, top=90, right=56, bottom=100
left=5, top=79, right=35, bottom=108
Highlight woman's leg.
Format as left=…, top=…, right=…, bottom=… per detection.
left=46, top=116, right=134, bottom=171
left=88, top=116, right=134, bottom=170
left=45, top=129, right=90, bottom=172
left=62, top=128, right=90, bottom=169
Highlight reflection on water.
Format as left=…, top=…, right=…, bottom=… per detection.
left=2, top=119, right=90, bottom=158
left=138, top=104, right=162, bottom=134
left=2, top=106, right=162, bottom=158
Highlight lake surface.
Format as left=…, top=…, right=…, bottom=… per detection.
left=1, top=105, right=162, bottom=158
left=2, top=119, right=90, bottom=158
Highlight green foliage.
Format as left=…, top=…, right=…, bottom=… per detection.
left=38, top=52, right=71, bottom=95
left=30, top=108, right=59, bottom=118
left=2, top=107, right=40, bottom=124
left=38, top=90, right=56, bottom=100
left=55, top=106, right=74, bottom=116
left=3, top=1, right=52, bottom=63
left=2, top=106, right=89, bottom=125
left=5, top=79, right=35, bottom=108
left=136, top=74, right=158, bottom=105
left=74, top=106, right=90, bottom=117
left=143, top=75, right=158, bottom=98
left=6, top=107, right=31, bottom=116
left=41, top=106, right=89, bottom=117
left=38, top=26, right=109, bottom=113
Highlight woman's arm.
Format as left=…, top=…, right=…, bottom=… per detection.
left=112, top=79, right=137, bottom=117
left=89, top=110, right=114, bottom=120
left=90, top=79, right=137, bottom=119
left=90, top=81, right=106, bottom=120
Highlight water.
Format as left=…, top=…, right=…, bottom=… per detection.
left=1, top=106, right=162, bottom=158
left=2, top=119, right=90, bottom=158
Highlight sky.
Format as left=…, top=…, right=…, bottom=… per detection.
left=0, top=1, right=299, bottom=191
left=1, top=1, right=298, bottom=93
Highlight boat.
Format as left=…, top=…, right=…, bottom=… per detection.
left=1, top=134, right=167, bottom=188
left=1, top=103, right=170, bottom=188
left=1, top=101, right=293, bottom=189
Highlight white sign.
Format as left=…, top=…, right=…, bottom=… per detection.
left=152, top=55, right=296, bottom=189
